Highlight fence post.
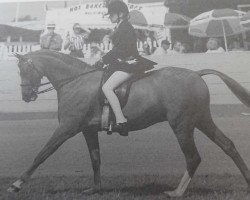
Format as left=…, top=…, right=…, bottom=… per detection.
left=7, top=36, right=11, bottom=43
left=100, top=43, right=104, bottom=51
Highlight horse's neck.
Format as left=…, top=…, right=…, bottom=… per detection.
left=33, top=54, right=93, bottom=89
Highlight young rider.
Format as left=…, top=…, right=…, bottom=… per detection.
left=96, top=1, right=140, bottom=136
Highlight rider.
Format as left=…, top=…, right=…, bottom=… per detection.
left=96, top=1, right=155, bottom=136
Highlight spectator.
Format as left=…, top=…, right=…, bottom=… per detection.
left=152, top=39, right=170, bottom=56
left=168, top=41, right=182, bottom=54
left=206, top=37, right=225, bottom=53
left=64, top=23, right=90, bottom=58
left=179, top=43, right=189, bottom=53
left=40, top=22, right=63, bottom=51
left=141, top=42, right=151, bottom=56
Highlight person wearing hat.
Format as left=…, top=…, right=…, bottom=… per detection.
left=64, top=23, right=90, bottom=58
left=40, top=22, right=63, bottom=51
left=152, top=39, right=170, bottom=56
left=95, top=1, right=156, bottom=136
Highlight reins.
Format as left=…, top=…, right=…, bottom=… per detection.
left=37, top=67, right=102, bottom=94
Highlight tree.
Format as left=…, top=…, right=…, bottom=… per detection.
left=12, top=15, right=37, bottom=22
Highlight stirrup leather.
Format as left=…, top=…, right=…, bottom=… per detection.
left=101, top=99, right=113, bottom=135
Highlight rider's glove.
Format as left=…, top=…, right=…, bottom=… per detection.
left=94, top=59, right=104, bottom=69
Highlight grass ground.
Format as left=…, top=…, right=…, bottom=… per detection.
left=1, top=174, right=250, bottom=200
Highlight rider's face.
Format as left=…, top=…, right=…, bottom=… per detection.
left=109, top=13, right=119, bottom=23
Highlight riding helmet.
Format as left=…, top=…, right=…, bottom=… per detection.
left=107, top=1, right=129, bottom=16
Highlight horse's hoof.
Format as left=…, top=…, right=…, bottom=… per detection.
left=7, top=185, right=21, bottom=193
left=83, top=187, right=100, bottom=195
left=164, top=190, right=182, bottom=198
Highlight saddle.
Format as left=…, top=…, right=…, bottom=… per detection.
left=100, top=69, right=155, bottom=135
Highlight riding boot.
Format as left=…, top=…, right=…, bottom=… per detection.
left=113, top=122, right=128, bottom=136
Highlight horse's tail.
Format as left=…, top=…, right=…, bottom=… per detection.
left=197, top=69, right=250, bottom=107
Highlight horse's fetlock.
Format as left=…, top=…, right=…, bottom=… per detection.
left=92, top=159, right=100, bottom=171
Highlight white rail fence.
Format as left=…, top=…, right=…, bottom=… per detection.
left=0, top=41, right=158, bottom=60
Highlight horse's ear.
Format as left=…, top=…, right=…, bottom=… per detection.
left=14, top=53, right=25, bottom=61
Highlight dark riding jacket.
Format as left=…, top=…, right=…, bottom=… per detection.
left=102, top=20, right=156, bottom=73
left=102, top=20, right=138, bottom=65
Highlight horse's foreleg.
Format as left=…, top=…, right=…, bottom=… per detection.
left=82, top=130, right=101, bottom=194
left=165, top=120, right=200, bottom=197
left=197, top=116, right=250, bottom=190
left=8, top=123, right=79, bottom=192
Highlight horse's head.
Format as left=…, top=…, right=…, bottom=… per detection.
left=15, top=53, right=43, bottom=102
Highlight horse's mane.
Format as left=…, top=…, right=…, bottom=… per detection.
left=27, top=49, right=92, bottom=69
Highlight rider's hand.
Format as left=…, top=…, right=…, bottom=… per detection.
left=94, top=59, right=104, bottom=69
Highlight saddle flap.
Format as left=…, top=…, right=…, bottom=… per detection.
left=115, top=81, right=132, bottom=108
left=100, top=69, right=155, bottom=108
left=100, top=70, right=132, bottom=108
left=100, top=70, right=156, bottom=132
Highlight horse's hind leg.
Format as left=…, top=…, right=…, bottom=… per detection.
left=165, top=117, right=201, bottom=197
left=197, top=113, right=250, bottom=189
left=82, top=130, right=101, bottom=194
left=7, top=123, right=79, bottom=192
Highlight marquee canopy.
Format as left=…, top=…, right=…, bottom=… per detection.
left=45, top=1, right=168, bottom=33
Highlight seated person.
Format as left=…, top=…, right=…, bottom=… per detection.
left=206, top=38, right=225, bottom=53
left=140, top=42, right=151, bottom=56
left=152, top=40, right=170, bottom=56
left=179, top=43, right=189, bottom=53
left=168, top=41, right=183, bottom=54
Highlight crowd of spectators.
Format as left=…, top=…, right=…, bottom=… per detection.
left=40, top=22, right=250, bottom=59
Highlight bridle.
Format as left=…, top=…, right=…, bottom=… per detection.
left=19, top=58, right=102, bottom=95
left=19, top=58, right=53, bottom=95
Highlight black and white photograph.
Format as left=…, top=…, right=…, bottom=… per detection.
left=0, top=0, right=250, bottom=199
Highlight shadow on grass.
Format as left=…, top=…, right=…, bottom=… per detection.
left=101, top=183, right=174, bottom=195
left=45, top=183, right=174, bottom=196
left=46, top=183, right=247, bottom=197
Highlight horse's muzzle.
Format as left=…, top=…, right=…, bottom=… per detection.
left=22, top=92, right=38, bottom=102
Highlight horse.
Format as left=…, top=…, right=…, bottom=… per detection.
left=8, top=49, right=250, bottom=197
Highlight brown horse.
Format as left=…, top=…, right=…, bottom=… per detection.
left=8, top=50, right=250, bottom=197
